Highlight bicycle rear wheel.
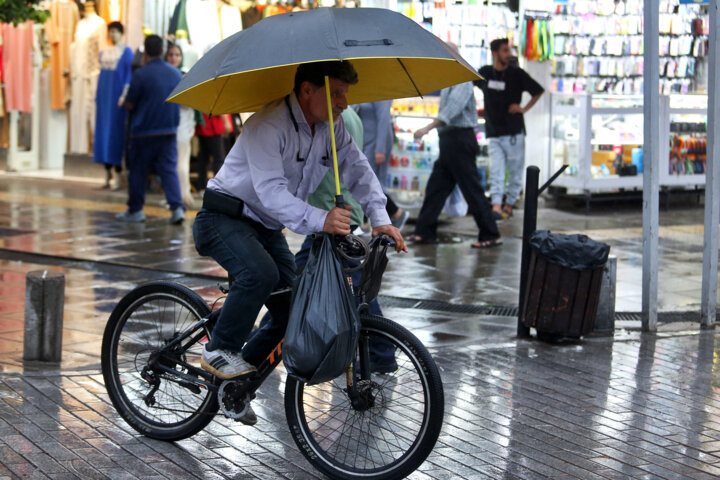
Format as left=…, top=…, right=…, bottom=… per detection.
left=284, top=314, right=444, bottom=480
left=101, top=281, right=218, bottom=441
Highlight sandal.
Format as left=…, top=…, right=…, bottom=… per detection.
left=491, top=210, right=506, bottom=221
left=502, top=205, right=514, bottom=218
left=471, top=238, right=503, bottom=249
left=406, top=234, right=438, bottom=245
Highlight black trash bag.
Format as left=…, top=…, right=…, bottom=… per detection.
left=529, top=230, right=610, bottom=270
left=283, top=233, right=360, bottom=385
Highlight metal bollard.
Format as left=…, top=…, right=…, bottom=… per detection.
left=24, top=270, right=65, bottom=362
left=590, top=256, right=617, bottom=337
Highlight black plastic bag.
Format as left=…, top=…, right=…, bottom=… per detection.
left=283, top=234, right=360, bottom=385
left=358, top=236, right=390, bottom=303
left=529, top=230, right=610, bottom=270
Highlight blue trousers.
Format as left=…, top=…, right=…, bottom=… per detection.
left=127, top=135, right=183, bottom=213
left=192, top=210, right=296, bottom=365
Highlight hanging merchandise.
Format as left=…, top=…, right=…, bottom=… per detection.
left=550, top=0, right=709, bottom=94
left=219, top=3, right=243, bottom=39
left=45, top=0, right=80, bottom=110
left=69, top=2, right=107, bottom=154
left=100, top=0, right=123, bottom=23
left=522, top=12, right=553, bottom=62
left=143, top=0, right=176, bottom=44
left=1, top=21, right=35, bottom=113
left=186, top=0, right=222, bottom=56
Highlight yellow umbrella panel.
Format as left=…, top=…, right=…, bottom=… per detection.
left=168, top=57, right=480, bottom=115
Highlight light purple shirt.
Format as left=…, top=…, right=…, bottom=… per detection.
left=208, top=92, right=391, bottom=235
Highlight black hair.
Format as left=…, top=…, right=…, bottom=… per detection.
left=108, top=21, right=124, bottom=34
left=166, top=43, right=183, bottom=58
left=144, top=34, right=163, bottom=58
left=294, top=61, right=358, bottom=95
left=490, top=38, right=509, bottom=53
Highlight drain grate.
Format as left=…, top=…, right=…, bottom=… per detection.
left=0, top=227, right=35, bottom=237
left=378, top=295, right=515, bottom=316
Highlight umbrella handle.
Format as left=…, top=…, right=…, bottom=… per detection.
left=325, top=75, right=342, bottom=199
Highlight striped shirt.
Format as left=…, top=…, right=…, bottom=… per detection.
left=437, top=81, right=478, bottom=129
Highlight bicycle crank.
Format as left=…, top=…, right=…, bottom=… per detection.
left=218, top=380, right=252, bottom=421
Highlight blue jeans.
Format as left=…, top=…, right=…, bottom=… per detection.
left=488, top=133, right=525, bottom=206
left=192, top=209, right=296, bottom=364
left=127, top=135, right=183, bottom=213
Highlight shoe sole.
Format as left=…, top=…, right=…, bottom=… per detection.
left=200, top=357, right=256, bottom=380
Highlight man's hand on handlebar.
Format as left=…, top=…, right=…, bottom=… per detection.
left=372, top=224, right=408, bottom=253
left=323, top=205, right=353, bottom=235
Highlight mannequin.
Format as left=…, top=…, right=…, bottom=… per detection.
left=93, top=21, right=132, bottom=189
left=69, top=0, right=107, bottom=153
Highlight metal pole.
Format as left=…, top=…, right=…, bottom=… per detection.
left=517, top=166, right=539, bottom=338
left=642, top=0, right=660, bottom=332
left=701, top=0, right=719, bottom=328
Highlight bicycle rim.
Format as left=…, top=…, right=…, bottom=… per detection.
left=286, top=316, right=443, bottom=479
left=104, top=287, right=216, bottom=436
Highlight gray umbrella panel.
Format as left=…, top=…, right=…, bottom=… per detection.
left=169, top=8, right=480, bottom=114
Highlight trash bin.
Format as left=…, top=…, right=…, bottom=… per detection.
left=521, top=230, right=610, bottom=338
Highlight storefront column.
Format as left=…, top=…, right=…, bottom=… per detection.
left=642, top=0, right=660, bottom=332
left=701, top=0, right=719, bottom=328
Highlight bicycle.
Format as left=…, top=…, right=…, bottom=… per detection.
left=101, top=234, right=444, bottom=480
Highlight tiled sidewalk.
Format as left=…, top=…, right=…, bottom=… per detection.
left=1, top=175, right=720, bottom=479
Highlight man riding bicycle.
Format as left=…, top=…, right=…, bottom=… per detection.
left=193, top=61, right=407, bottom=404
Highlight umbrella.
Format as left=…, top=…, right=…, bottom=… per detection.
left=167, top=7, right=481, bottom=201
left=167, top=7, right=481, bottom=114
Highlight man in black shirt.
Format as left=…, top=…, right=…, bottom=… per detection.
left=475, top=38, right=544, bottom=219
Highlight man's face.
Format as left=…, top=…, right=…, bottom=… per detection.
left=302, top=78, right=349, bottom=124
left=494, top=43, right=512, bottom=67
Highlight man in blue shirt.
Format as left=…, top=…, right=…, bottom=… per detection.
left=117, top=34, right=185, bottom=225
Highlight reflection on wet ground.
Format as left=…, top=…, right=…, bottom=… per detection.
left=1, top=176, right=720, bottom=478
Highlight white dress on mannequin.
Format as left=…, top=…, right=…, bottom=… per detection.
left=69, top=13, right=107, bottom=153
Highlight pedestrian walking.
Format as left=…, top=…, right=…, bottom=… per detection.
left=355, top=100, right=409, bottom=230
left=476, top=38, right=544, bottom=220
left=194, top=112, right=232, bottom=193
left=116, top=34, right=185, bottom=225
left=407, top=45, right=501, bottom=248
left=165, top=43, right=196, bottom=209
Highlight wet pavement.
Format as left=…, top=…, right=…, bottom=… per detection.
left=1, top=174, right=719, bottom=479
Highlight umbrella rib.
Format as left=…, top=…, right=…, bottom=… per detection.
left=209, top=75, right=232, bottom=115
left=396, top=59, right=422, bottom=98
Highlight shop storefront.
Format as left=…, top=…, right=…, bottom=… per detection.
left=0, top=0, right=711, bottom=198
left=0, top=0, right=319, bottom=176
left=374, top=0, right=710, bottom=205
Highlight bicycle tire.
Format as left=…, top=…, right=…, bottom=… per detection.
left=284, top=314, right=444, bottom=480
left=101, top=281, right=219, bottom=441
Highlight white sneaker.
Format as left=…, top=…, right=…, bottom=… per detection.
left=201, top=345, right=257, bottom=379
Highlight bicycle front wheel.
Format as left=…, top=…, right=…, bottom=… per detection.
left=101, top=281, right=218, bottom=441
left=284, top=314, right=444, bottom=480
